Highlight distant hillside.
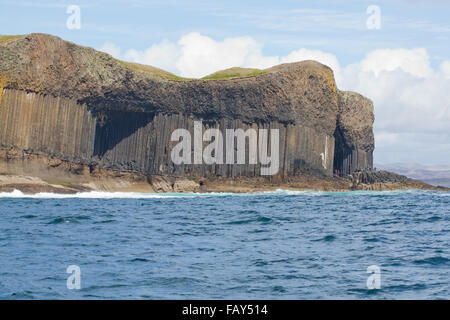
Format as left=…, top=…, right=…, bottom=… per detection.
left=376, top=163, right=450, bottom=187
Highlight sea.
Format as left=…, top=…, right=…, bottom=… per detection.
left=0, top=189, right=448, bottom=299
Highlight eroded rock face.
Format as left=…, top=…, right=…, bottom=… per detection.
left=334, top=91, right=375, bottom=174
left=147, top=175, right=200, bottom=193
left=349, top=170, right=447, bottom=191
left=0, top=33, right=374, bottom=179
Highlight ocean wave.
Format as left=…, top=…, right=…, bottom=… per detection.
left=413, top=256, right=450, bottom=266
left=0, top=189, right=236, bottom=199
left=0, top=188, right=435, bottom=199
left=268, top=189, right=324, bottom=196
left=0, top=188, right=338, bottom=198
left=430, top=191, right=450, bottom=196
left=0, top=188, right=326, bottom=199
left=270, top=189, right=430, bottom=197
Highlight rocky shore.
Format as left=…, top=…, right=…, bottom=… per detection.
left=1, top=169, right=447, bottom=195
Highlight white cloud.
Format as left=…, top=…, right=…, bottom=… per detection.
left=175, top=32, right=266, bottom=78
left=338, top=48, right=450, bottom=164
left=98, top=34, right=450, bottom=165
left=359, top=48, right=433, bottom=78
left=99, top=42, right=121, bottom=58
left=123, top=39, right=180, bottom=74
left=339, top=49, right=450, bottom=132
left=98, top=32, right=341, bottom=78
left=440, top=60, right=450, bottom=78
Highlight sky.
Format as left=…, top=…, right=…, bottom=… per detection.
left=1, top=0, right=450, bottom=166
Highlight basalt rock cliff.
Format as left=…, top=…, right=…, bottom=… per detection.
left=0, top=33, right=374, bottom=189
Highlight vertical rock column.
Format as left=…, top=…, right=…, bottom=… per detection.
left=333, top=91, right=375, bottom=174
left=92, top=112, right=335, bottom=177
left=0, top=89, right=96, bottom=162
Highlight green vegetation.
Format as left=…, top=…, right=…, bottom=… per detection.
left=0, top=35, right=24, bottom=45
left=116, top=60, right=267, bottom=82
left=201, top=67, right=267, bottom=80
left=116, top=60, right=192, bottom=81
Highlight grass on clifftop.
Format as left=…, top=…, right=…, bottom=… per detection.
left=0, top=35, right=24, bottom=45
left=117, top=60, right=192, bottom=81
left=201, top=67, right=267, bottom=80
left=116, top=60, right=266, bottom=82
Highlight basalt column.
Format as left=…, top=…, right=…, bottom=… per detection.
left=333, top=91, right=374, bottom=174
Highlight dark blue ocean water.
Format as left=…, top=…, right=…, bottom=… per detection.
left=0, top=189, right=448, bottom=299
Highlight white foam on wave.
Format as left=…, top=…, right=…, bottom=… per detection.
left=267, top=189, right=324, bottom=196
left=0, top=189, right=237, bottom=199
left=429, top=191, right=450, bottom=197
left=0, top=189, right=320, bottom=199
left=266, top=189, right=424, bottom=197
left=0, top=188, right=440, bottom=199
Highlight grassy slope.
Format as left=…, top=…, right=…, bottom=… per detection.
left=117, top=61, right=191, bottom=81
left=0, top=35, right=24, bottom=44
left=201, top=67, right=267, bottom=80
left=119, top=63, right=267, bottom=81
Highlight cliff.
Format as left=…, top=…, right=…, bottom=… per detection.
left=334, top=91, right=374, bottom=174
left=0, top=33, right=378, bottom=191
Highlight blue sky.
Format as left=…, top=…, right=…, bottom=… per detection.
left=1, top=0, right=450, bottom=165
left=2, top=0, right=450, bottom=66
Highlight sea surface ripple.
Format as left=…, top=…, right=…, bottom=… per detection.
left=0, top=189, right=448, bottom=299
